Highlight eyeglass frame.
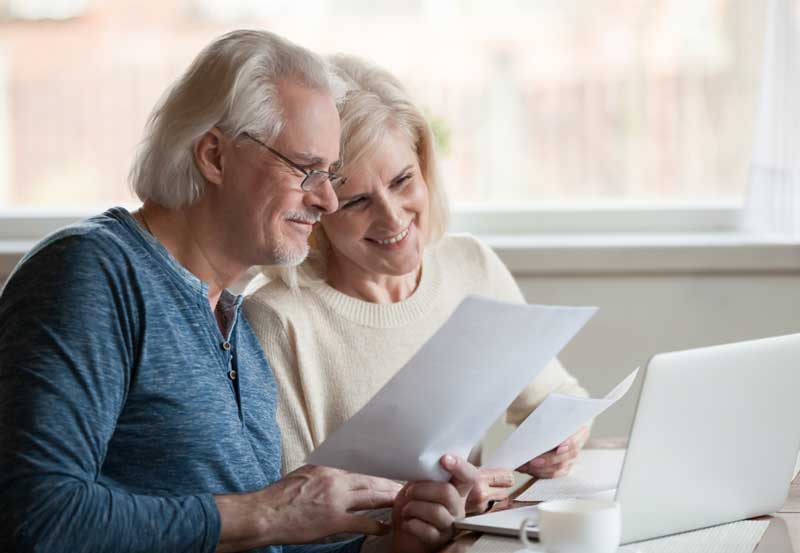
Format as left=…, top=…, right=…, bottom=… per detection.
left=239, top=132, right=347, bottom=192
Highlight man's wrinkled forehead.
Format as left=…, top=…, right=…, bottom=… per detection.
left=273, top=80, right=341, bottom=167
left=283, top=151, right=326, bottom=169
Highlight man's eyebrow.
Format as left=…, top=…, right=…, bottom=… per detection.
left=289, top=152, right=325, bottom=167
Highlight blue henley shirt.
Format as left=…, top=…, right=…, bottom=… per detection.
left=0, top=207, right=363, bottom=553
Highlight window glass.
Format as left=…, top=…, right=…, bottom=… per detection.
left=0, top=0, right=768, bottom=210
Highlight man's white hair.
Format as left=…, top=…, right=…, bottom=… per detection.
left=129, top=29, right=344, bottom=208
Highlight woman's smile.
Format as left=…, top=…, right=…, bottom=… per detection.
left=366, top=224, right=412, bottom=248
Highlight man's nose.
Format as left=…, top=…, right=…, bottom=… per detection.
left=304, top=179, right=339, bottom=214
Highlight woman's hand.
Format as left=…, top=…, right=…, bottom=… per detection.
left=391, top=454, right=478, bottom=553
left=516, top=426, right=590, bottom=478
left=465, top=468, right=515, bottom=514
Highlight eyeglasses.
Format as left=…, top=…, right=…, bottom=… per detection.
left=240, top=132, right=347, bottom=192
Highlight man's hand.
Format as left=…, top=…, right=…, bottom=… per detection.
left=465, top=468, right=515, bottom=514
left=214, top=465, right=402, bottom=552
left=516, top=426, right=590, bottom=478
left=391, top=455, right=479, bottom=553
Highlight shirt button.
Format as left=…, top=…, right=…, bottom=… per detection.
left=221, top=341, right=232, bottom=351
left=228, top=369, right=237, bottom=381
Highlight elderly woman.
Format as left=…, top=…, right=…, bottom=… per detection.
left=243, top=55, right=590, bottom=515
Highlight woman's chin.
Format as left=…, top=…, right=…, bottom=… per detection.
left=375, top=256, right=422, bottom=278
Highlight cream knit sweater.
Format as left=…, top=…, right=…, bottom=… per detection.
left=243, top=234, right=587, bottom=475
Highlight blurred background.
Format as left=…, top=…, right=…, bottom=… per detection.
left=0, top=0, right=767, bottom=210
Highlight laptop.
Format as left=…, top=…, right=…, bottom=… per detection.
left=457, top=333, right=800, bottom=544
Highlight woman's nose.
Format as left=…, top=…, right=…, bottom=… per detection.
left=376, top=196, right=404, bottom=228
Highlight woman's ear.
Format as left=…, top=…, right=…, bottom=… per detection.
left=194, top=128, right=226, bottom=187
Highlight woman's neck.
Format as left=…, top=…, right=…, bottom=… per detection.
left=326, top=260, right=422, bottom=304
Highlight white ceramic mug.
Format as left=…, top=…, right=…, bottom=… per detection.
left=517, top=498, right=621, bottom=553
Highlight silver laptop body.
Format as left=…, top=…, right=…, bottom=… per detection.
left=617, top=333, right=800, bottom=543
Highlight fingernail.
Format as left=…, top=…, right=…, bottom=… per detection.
left=532, top=458, right=545, bottom=467
left=443, top=454, right=455, bottom=467
left=378, top=522, right=391, bottom=535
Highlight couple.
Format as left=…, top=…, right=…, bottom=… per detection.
left=0, top=30, right=587, bottom=553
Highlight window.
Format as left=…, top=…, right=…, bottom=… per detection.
left=0, top=0, right=771, bottom=213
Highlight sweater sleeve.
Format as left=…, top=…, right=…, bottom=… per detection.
left=243, top=289, right=313, bottom=475
left=467, top=235, right=590, bottom=426
left=0, top=236, right=220, bottom=553
left=505, top=358, right=589, bottom=426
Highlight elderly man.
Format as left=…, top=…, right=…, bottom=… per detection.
left=0, top=30, right=476, bottom=553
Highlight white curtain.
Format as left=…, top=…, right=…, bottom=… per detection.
left=745, top=0, right=800, bottom=239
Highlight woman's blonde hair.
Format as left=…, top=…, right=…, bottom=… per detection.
left=265, top=54, right=450, bottom=288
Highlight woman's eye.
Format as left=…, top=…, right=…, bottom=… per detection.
left=392, top=174, right=412, bottom=188
left=342, top=196, right=368, bottom=209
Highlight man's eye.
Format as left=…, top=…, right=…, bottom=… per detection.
left=278, top=162, right=306, bottom=176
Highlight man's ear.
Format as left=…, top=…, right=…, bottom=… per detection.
left=194, top=128, right=226, bottom=187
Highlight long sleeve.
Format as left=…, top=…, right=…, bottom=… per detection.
left=470, top=235, right=589, bottom=426
left=0, top=236, right=220, bottom=553
left=505, top=358, right=589, bottom=426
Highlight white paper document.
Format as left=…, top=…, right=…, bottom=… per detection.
left=306, top=297, right=597, bottom=481
left=456, top=504, right=541, bottom=537
left=515, top=449, right=626, bottom=502
left=483, top=370, right=638, bottom=471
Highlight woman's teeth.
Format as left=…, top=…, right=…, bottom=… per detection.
left=375, top=227, right=409, bottom=245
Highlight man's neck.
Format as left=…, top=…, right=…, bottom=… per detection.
left=137, top=201, right=246, bottom=313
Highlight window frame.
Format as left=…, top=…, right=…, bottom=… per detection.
left=449, top=201, right=742, bottom=236
left=0, top=200, right=742, bottom=242
left=4, top=200, right=800, bottom=281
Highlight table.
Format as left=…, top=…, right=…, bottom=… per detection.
left=447, top=439, right=800, bottom=552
